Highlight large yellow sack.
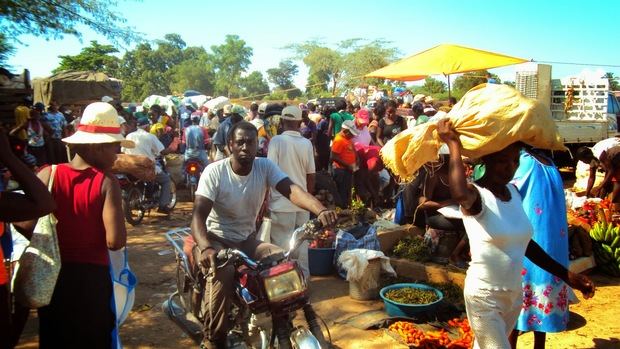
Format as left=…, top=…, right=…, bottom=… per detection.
left=381, top=83, right=566, bottom=180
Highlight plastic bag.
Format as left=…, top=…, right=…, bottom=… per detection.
left=334, top=226, right=380, bottom=278
left=337, top=249, right=395, bottom=281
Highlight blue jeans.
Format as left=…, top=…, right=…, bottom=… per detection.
left=156, top=171, right=172, bottom=208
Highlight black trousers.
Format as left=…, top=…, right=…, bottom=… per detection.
left=333, top=168, right=353, bottom=208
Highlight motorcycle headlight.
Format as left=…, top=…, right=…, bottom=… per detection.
left=264, top=269, right=305, bottom=302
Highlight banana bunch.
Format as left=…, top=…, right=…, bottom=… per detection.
left=589, top=221, right=620, bottom=277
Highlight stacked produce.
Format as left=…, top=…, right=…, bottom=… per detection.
left=388, top=318, right=473, bottom=348
left=391, top=235, right=431, bottom=262
left=589, top=220, right=620, bottom=276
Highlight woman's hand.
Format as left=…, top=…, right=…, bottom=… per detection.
left=436, top=118, right=460, bottom=145
left=568, top=271, right=595, bottom=299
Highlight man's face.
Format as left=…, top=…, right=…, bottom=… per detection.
left=229, top=128, right=257, bottom=166
left=49, top=103, right=58, bottom=112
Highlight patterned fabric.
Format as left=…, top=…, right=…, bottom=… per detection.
left=334, top=225, right=380, bottom=278
left=513, top=151, right=570, bottom=332
left=27, top=120, right=45, bottom=147
left=43, top=112, right=66, bottom=139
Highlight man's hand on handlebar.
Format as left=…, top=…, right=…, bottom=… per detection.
left=317, top=209, right=338, bottom=228
left=198, top=246, right=217, bottom=274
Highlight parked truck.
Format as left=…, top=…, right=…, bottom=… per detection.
left=515, top=63, right=620, bottom=157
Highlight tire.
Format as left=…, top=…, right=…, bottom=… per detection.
left=189, top=182, right=196, bottom=203
left=123, top=187, right=144, bottom=226
left=175, top=256, right=193, bottom=312
left=166, top=181, right=177, bottom=210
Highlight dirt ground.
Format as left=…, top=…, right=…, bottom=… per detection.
left=15, top=191, right=620, bottom=349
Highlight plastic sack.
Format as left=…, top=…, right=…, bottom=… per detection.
left=380, top=83, right=566, bottom=180
left=334, top=225, right=380, bottom=278
left=109, top=248, right=137, bottom=326
left=337, top=249, right=395, bottom=281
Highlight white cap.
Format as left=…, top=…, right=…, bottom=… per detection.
left=281, top=106, right=302, bottom=121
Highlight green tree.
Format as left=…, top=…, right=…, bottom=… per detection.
left=168, top=54, right=214, bottom=96
left=210, top=35, right=253, bottom=98
left=267, top=60, right=300, bottom=98
left=422, top=77, right=447, bottom=94
left=53, top=40, right=119, bottom=74
left=0, top=0, right=140, bottom=60
left=453, top=70, right=500, bottom=94
left=288, top=39, right=398, bottom=96
left=503, top=80, right=516, bottom=88
left=239, top=71, right=270, bottom=98
left=604, top=72, right=620, bottom=91
left=117, top=33, right=215, bottom=101
left=0, top=33, right=14, bottom=66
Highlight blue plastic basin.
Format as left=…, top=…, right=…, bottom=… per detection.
left=380, top=283, right=444, bottom=317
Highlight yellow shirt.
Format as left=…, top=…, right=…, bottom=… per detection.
left=14, top=106, right=30, bottom=140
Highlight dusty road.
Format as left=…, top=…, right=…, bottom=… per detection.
left=15, top=193, right=620, bottom=348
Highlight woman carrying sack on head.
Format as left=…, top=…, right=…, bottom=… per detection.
left=14, top=102, right=132, bottom=348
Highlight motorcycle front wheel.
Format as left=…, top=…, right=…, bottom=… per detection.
left=123, top=187, right=145, bottom=226
left=166, top=181, right=177, bottom=210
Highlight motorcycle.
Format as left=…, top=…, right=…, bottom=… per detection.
left=184, top=158, right=205, bottom=202
left=164, top=220, right=331, bottom=349
left=117, top=171, right=177, bottom=226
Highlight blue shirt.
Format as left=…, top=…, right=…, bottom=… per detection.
left=43, top=111, right=67, bottom=139
left=213, top=117, right=232, bottom=146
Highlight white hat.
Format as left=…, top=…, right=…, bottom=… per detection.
left=249, top=118, right=265, bottom=130
left=258, top=102, right=268, bottom=114
left=341, top=119, right=359, bottom=136
left=101, top=95, right=114, bottom=103
left=223, top=104, right=233, bottom=114
left=413, top=94, right=426, bottom=103
left=62, top=102, right=134, bottom=148
left=425, top=96, right=434, bottom=103
left=281, top=106, right=302, bottom=121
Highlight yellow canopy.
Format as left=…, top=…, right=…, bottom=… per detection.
left=366, top=44, right=528, bottom=81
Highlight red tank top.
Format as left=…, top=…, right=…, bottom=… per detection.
left=51, top=164, right=109, bottom=265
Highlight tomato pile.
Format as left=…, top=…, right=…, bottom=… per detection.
left=571, top=199, right=611, bottom=227
left=388, top=318, right=473, bottom=348
left=308, top=229, right=336, bottom=248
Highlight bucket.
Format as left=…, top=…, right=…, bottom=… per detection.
left=349, top=258, right=381, bottom=300
left=308, top=248, right=335, bottom=276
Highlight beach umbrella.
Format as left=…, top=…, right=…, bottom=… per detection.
left=366, top=44, right=528, bottom=97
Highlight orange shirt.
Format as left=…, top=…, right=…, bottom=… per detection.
left=0, top=222, right=7, bottom=285
left=331, top=133, right=356, bottom=169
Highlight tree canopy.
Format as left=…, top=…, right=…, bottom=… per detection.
left=287, top=39, right=398, bottom=97
left=53, top=40, right=119, bottom=74
left=267, top=60, right=300, bottom=98
left=605, top=72, right=620, bottom=91
left=0, top=0, right=140, bottom=62
left=210, top=35, right=253, bottom=98
left=452, top=70, right=500, bottom=96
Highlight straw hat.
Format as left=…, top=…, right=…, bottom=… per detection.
left=62, top=102, right=134, bottom=148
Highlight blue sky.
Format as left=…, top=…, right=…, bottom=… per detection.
left=7, top=0, right=620, bottom=89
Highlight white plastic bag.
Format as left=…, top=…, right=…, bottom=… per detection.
left=109, top=248, right=137, bottom=326
left=337, top=249, right=395, bottom=282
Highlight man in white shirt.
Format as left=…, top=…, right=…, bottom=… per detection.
left=123, top=117, right=173, bottom=213
left=191, top=121, right=336, bottom=348
left=575, top=137, right=620, bottom=198
left=267, top=106, right=316, bottom=277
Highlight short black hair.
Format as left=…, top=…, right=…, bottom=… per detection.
left=411, top=102, right=424, bottom=116
left=387, top=99, right=398, bottom=109
left=227, top=121, right=258, bottom=142
left=308, top=102, right=316, bottom=112
left=335, top=99, right=347, bottom=111
left=575, top=146, right=595, bottom=162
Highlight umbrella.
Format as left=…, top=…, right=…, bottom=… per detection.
left=366, top=44, right=528, bottom=97
left=183, top=89, right=202, bottom=97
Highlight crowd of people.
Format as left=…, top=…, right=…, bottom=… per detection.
left=0, top=84, right=599, bottom=349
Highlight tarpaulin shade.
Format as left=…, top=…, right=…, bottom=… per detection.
left=366, top=44, right=528, bottom=81
left=33, top=71, right=122, bottom=106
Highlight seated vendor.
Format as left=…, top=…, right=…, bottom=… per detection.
left=576, top=140, right=620, bottom=202
left=418, top=152, right=469, bottom=267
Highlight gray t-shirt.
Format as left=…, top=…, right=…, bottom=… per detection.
left=196, top=157, right=288, bottom=242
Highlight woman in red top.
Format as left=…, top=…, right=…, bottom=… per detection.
left=15, top=102, right=133, bottom=348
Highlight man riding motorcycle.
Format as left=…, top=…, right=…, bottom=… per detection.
left=123, top=117, right=173, bottom=213
left=190, top=121, right=337, bottom=349
left=183, top=115, right=210, bottom=165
